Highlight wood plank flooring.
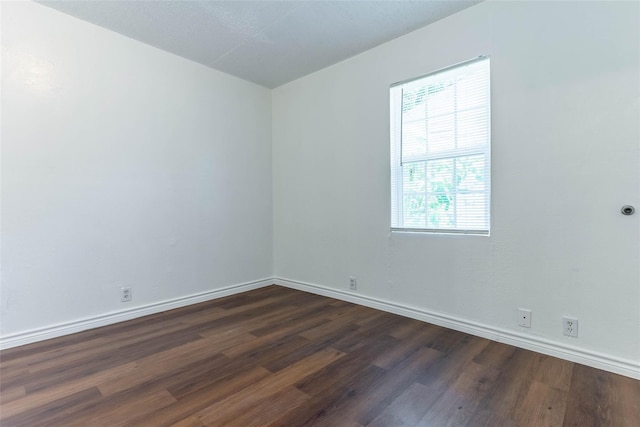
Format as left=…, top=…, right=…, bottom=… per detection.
left=1, top=285, right=638, bottom=426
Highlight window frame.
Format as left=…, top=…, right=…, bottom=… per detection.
left=390, top=56, right=491, bottom=235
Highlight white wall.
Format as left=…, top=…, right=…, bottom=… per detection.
left=273, top=0, right=640, bottom=370
left=2, top=0, right=638, bottom=377
left=1, top=2, right=273, bottom=338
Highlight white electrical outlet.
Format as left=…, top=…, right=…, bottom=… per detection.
left=563, top=317, right=578, bottom=337
left=121, top=287, right=132, bottom=302
left=349, top=276, right=357, bottom=290
left=518, top=308, right=531, bottom=328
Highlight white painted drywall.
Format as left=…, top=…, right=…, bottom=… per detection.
left=1, top=1, right=273, bottom=337
left=2, top=0, right=639, bottom=372
left=273, top=1, right=640, bottom=364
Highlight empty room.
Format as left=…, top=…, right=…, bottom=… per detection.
left=1, top=0, right=639, bottom=426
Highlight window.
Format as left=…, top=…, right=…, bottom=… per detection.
left=390, top=56, right=490, bottom=234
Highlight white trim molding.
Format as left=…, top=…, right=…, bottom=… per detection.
left=3, top=276, right=638, bottom=380
left=0, top=278, right=273, bottom=350
left=274, top=277, right=640, bottom=380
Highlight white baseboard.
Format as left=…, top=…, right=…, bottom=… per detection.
left=0, top=278, right=273, bottom=350
left=3, top=276, right=638, bottom=380
left=274, top=277, right=640, bottom=380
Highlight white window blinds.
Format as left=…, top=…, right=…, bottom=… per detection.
left=390, top=56, right=491, bottom=234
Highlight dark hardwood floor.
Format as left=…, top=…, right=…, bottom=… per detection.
left=1, top=285, right=638, bottom=426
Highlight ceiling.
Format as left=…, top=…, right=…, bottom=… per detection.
left=38, top=1, right=481, bottom=88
